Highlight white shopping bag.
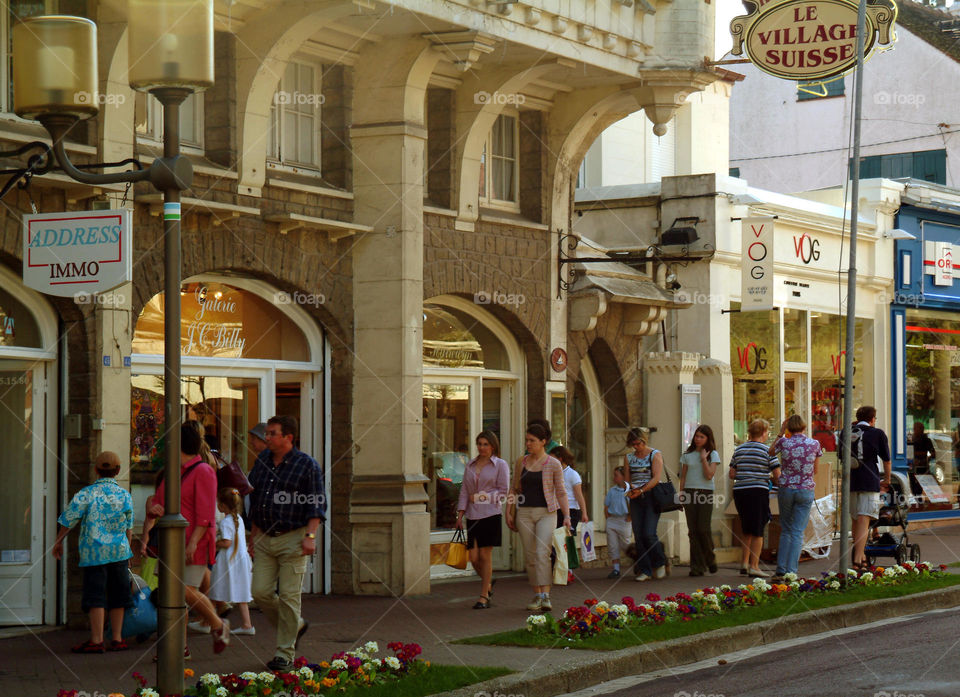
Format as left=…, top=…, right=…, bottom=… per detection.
left=578, top=521, right=597, bottom=563
left=552, top=527, right=569, bottom=585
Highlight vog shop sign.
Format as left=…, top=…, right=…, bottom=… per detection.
left=23, top=209, right=132, bottom=297
left=730, top=0, right=897, bottom=82
left=741, top=216, right=775, bottom=312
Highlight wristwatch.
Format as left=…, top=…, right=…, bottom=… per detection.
left=304, top=532, right=316, bottom=539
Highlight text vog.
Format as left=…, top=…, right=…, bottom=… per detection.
left=730, top=0, right=897, bottom=82
left=23, top=209, right=132, bottom=297
left=741, top=216, right=775, bottom=311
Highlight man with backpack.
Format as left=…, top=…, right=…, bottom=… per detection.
left=848, top=405, right=892, bottom=570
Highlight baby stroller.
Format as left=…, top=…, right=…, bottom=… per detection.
left=864, top=475, right=920, bottom=566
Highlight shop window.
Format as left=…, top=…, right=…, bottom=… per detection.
left=268, top=60, right=322, bottom=170
left=783, top=308, right=808, bottom=363
left=3, top=0, right=87, bottom=114
left=904, top=309, right=960, bottom=510
left=422, top=304, right=509, bottom=371
left=852, top=149, right=946, bottom=185
left=423, top=383, right=470, bottom=530
left=730, top=304, right=781, bottom=445
left=729, top=167, right=741, bottom=178
left=0, top=286, right=41, bottom=348
left=797, top=77, right=844, bottom=101
left=479, top=113, right=518, bottom=207
left=136, top=91, right=204, bottom=150
left=132, top=282, right=310, bottom=362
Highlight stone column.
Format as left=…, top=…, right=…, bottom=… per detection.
left=642, top=351, right=700, bottom=564
left=695, top=358, right=735, bottom=551
left=349, top=40, right=438, bottom=596
left=95, top=283, right=133, bottom=488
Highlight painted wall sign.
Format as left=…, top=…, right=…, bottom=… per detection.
left=741, top=216, right=775, bottom=311
left=922, top=240, right=959, bottom=286
left=730, top=0, right=897, bottom=82
left=22, top=209, right=132, bottom=297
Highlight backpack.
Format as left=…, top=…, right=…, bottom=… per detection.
left=848, top=424, right=868, bottom=470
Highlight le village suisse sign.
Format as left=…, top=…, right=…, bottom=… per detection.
left=730, top=0, right=897, bottom=81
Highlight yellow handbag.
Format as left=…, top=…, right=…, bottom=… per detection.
left=445, top=528, right=468, bottom=570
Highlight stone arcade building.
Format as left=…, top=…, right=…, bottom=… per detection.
left=0, top=0, right=716, bottom=625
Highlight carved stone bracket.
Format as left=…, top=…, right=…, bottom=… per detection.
left=631, top=69, right=719, bottom=136
left=424, top=30, right=499, bottom=72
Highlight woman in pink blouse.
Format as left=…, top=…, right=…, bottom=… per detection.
left=456, top=430, right=510, bottom=609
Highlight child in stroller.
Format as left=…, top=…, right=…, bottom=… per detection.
left=864, top=475, right=920, bottom=567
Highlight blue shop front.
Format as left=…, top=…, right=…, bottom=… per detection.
left=891, top=188, right=960, bottom=520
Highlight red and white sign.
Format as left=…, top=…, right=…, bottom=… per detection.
left=23, top=209, right=132, bottom=297
left=923, top=240, right=958, bottom=287
left=741, top=216, right=776, bottom=311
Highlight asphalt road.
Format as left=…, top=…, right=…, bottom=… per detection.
left=562, top=607, right=960, bottom=697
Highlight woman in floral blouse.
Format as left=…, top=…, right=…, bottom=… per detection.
left=769, top=414, right=822, bottom=577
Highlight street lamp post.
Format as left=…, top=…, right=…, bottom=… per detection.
left=11, top=4, right=213, bottom=695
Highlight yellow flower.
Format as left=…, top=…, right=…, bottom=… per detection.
left=322, top=678, right=336, bottom=688
left=263, top=689, right=271, bottom=696
left=108, top=693, right=125, bottom=697
left=183, top=669, right=195, bottom=677
left=320, top=661, right=330, bottom=669
left=425, top=661, right=431, bottom=668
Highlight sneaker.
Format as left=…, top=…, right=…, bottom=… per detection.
left=71, top=640, right=105, bottom=654
left=212, top=618, right=230, bottom=654
left=526, top=594, right=543, bottom=611
left=654, top=566, right=667, bottom=579
left=107, top=639, right=129, bottom=652
left=295, top=619, right=309, bottom=649
left=540, top=595, right=552, bottom=611
left=634, top=573, right=651, bottom=582
left=267, top=655, right=293, bottom=672
left=217, top=602, right=234, bottom=618
left=187, top=621, right=211, bottom=634
left=606, top=569, right=621, bottom=579
left=231, top=626, right=256, bottom=636
left=748, top=568, right=771, bottom=578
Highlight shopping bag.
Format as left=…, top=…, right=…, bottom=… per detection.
left=139, top=556, right=159, bottom=591
left=566, top=533, right=580, bottom=570
left=445, top=528, right=468, bottom=569
left=578, top=521, right=597, bottom=563
left=552, top=528, right=569, bottom=585
left=651, top=469, right=683, bottom=514
left=106, top=573, right=157, bottom=640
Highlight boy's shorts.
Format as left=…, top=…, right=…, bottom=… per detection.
left=850, top=491, right=881, bottom=520
left=81, top=559, right=131, bottom=612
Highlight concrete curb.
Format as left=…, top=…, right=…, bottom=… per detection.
left=443, top=584, right=960, bottom=697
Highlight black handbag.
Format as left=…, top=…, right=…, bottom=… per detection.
left=651, top=467, right=683, bottom=514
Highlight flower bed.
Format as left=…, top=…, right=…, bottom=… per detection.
left=526, top=561, right=948, bottom=641
left=56, top=642, right=426, bottom=697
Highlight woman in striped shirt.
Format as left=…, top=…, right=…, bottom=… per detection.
left=729, top=420, right=781, bottom=577
left=624, top=428, right=668, bottom=582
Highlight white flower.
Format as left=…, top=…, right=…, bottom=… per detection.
left=527, top=614, right=547, bottom=630
left=883, top=568, right=896, bottom=577
left=216, top=688, right=229, bottom=697
left=200, top=674, right=221, bottom=686
left=298, top=667, right=314, bottom=680
left=846, top=569, right=859, bottom=578
left=719, top=584, right=731, bottom=591
left=828, top=580, right=841, bottom=590
left=384, top=656, right=401, bottom=670
left=827, top=571, right=838, bottom=578
left=240, top=672, right=258, bottom=680
left=363, top=662, right=374, bottom=672
left=372, top=658, right=382, bottom=667
left=257, top=671, right=276, bottom=683
left=691, top=591, right=704, bottom=600
left=860, top=572, right=874, bottom=582
left=595, top=601, right=610, bottom=611
left=611, top=604, right=629, bottom=616
left=142, top=690, right=159, bottom=697
left=784, top=572, right=798, bottom=582
left=789, top=581, right=800, bottom=590
left=331, top=659, right=348, bottom=671
left=364, top=640, right=379, bottom=654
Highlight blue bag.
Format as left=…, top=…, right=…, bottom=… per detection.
left=107, top=573, right=157, bottom=640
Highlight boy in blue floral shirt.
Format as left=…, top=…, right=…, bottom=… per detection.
left=52, top=451, right=134, bottom=653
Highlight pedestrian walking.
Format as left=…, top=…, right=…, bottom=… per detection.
left=848, top=406, right=892, bottom=570
left=770, top=414, right=822, bottom=577
left=455, top=430, right=510, bottom=610
left=550, top=445, right=589, bottom=583
left=624, top=428, right=668, bottom=582
left=505, top=422, right=571, bottom=613
left=248, top=415, right=325, bottom=671
left=679, top=424, right=720, bottom=576
left=730, top=420, right=780, bottom=576
left=209, top=488, right=255, bottom=635
left=603, top=465, right=632, bottom=578
left=52, top=451, right=134, bottom=654
left=149, top=423, right=231, bottom=657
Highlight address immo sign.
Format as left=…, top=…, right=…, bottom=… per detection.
left=731, top=0, right=897, bottom=81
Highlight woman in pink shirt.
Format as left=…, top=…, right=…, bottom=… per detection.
left=456, top=430, right=510, bottom=609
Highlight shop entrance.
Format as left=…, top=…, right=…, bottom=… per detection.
left=783, top=370, right=810, bottom=426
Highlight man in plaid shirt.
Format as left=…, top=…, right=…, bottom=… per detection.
left=248, top=414, right=325, bottom=671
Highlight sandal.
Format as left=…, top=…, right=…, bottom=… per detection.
left=107, top=639, right=129, bottom=652
left=489, top=578, right=496, bottom=597
left=472, top=596, right=491, bottom=610
left=71, top=640, right=105, bottom=654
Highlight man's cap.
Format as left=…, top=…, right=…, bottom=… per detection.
left=95, top=451, right=122, bottom=471
left=249, top=422, right=268, bottom=441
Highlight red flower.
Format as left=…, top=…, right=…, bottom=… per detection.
left=584, top=598, right=598, bottom=607
left=132, top=672, right=147, bottom=688
left=645, top=593, right=660, bottom=602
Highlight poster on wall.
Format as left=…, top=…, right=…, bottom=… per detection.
left=741, top=216, right=775, bottom=311
left=681, top=384, right=702, bottom=451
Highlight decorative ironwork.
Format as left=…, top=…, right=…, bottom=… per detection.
left=557, top=231, right=580, bottom=298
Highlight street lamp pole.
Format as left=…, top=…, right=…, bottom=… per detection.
left=10, top=6, right=213, bottom=694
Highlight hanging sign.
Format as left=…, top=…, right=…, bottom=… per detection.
left=741, top=216, right=775, bottom=311
left=22, top=209, right=132, bottom=297
left=730, top=0, right=898, bottom=82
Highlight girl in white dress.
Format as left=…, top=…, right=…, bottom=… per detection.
left=209, top=488, right=254, bottom=635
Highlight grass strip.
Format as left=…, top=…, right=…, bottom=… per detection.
left=456, top=574, right=960, bottom=651
left=318, top=666, right=513, bottom=697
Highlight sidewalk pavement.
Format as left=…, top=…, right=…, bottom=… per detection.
left=5, top=523, right=960, bottom=697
